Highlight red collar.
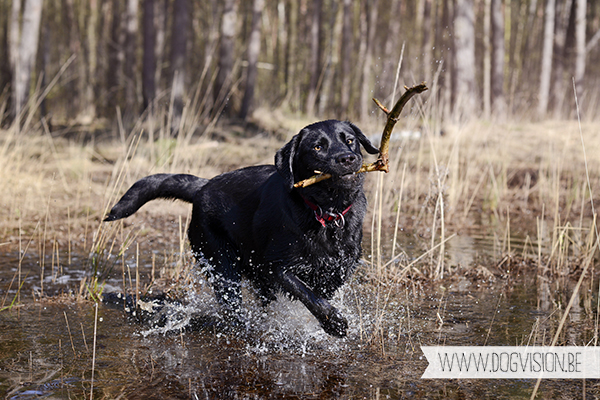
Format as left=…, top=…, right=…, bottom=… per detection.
left=301, top=196, right=352, bottom=227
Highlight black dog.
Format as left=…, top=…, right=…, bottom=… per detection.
left=105, top=120, right=379, bottom=337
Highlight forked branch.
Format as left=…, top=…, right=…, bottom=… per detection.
left=294, top=82, right=428, bottom=188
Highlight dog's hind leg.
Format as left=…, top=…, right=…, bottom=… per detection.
left=189, top=224, right=245, bottom=330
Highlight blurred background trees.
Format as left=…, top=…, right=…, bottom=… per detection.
left=0, top=0, right=599, bottom=132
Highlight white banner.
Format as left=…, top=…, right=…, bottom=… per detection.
left=421, top=346, right=600, bottom=379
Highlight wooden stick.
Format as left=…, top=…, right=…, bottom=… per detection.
left=293, top=82, right=428, bottom=188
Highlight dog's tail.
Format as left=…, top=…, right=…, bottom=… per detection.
left=104, top=174, right=208, bottom=221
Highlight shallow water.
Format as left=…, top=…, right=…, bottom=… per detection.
left=1, top=236, right=599, bottom=399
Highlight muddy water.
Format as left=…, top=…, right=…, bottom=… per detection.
left=0, top=237, right=598, bottom=399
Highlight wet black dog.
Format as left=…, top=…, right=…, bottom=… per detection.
left=105, top=120, right=379, bottom=337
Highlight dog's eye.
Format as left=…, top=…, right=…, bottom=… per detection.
left=346, top=138, right=354, bottom=145
left=314, top=145, right=322, bottom=151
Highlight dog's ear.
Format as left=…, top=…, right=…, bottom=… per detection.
left=275, top=131, right=302, bottom=191
left=347, top=121, right=380, bottom=155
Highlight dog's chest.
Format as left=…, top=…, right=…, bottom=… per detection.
left=298, top=228, right=359, bottom=269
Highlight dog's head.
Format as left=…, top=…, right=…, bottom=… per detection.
left=275, top=120, right=379, bottom=191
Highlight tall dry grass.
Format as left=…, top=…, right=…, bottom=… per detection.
left=1, top=76, right=599, bottom=308
left=362, top=115, right=600, bottom=280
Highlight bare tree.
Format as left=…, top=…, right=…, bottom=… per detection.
left=305, top=0, right=323, bottom=116
left=359, top=0, right=379, bottom=122
left=552, top=0, right=574, bottom=115
left=340, top=0, right=353, bottom=115
left=85, top=0, right=99, bottom=120
left=284, top=0, right=299, bottom=109
left=420, top=0, right=433, bottom=84
left=239, top=0, right=265, bottom=120
left=214, top=0, right=238, bottom=114
left=453, top=0, right=477, bottom=117
left=574, top=0, right=586, bottom=99
left=538, top=0, right=555, bottom=117
left=142, top=0, right=156, bottom=112
left=0, top=2, right=10, bottom=97
left=10, top=0, right=43, bottom=119
left=171, top=0, right=190, bottom=132
left=318, top=1, right=341, bottom=116
left=106, top=0, right=124, bottom=116
left=124, top=0, right=139, bottom=113
left=483, top=0, right=492, bottom=117
left=491, top=0, right=506, bottom=116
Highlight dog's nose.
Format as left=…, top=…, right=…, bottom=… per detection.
left=336, top=153, right=357, bottom=166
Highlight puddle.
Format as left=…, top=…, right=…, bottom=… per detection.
left=1, top=232, right=599, bottom=399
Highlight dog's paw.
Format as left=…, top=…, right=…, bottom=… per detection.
left=320, top=309, right=348, bottom=337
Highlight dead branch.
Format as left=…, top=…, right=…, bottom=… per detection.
left=293, top=82, right=428, bottom=188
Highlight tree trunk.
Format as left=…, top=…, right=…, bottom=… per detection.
left=574, top=0, right=586, bottom=100
left=483, top=0, right=492, bottom=118
left=453, top=0, right=477, bottom=117
left=171, top=0, right=190, bottom=133
left=421, top=0, right=433, bottom=85
left=491, top=0, right=506, bottom=116
left=340, top=0, right=353, bottom=115
left=305, top=0, right=322, bottom=116
left=359, top=0, right=379, bottom=122
left=214, top=0, right=238, bottom=114
left=8, top=0, right=21, bottom=85
left=154, top=0, right=168, bottom=96
left=552, top=0, right=574, bottom=115
left=284, top=0, right=299, bottom=110
left=11, top=0, right=44, bottom=119
left=85, top=0, right=98, bottom=120
left=538, top=0, right=555, bottom=117
left=0, top=5, right=10, bottom=99
left=239, top=0, right=265, bottom=120
left=106, top=0, right=124, bottom=116
left=318, top=1, right=341, bottom=116
left=276, top=1, right=287, bottom=101
left=142, top=0, right=156, bottom=112
left=124, top=0, right=139, bottom=113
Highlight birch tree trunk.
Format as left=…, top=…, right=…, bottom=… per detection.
left=239, top=0, right=265, bottom=120
left=453, top=0, right=477, bottom=117
left=11, top=0, right=43, bottom=119
left=574, top=0, right=587, bottom=100
left=421, top=0, right=433, bottom=84
left=491, top=0, right=506, bottom=116
left=214, top=0, right=238, bottom=113
left=483, top=0, right=492, bottom=118
left=538, top=0, right=555, bottom=117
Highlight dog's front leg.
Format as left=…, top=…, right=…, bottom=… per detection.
left=276, top=269, right=348, bottom=337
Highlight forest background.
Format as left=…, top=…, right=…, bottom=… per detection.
left=1, top=0, right=599, bottom=133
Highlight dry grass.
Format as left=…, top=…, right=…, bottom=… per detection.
left=0, top=110, right=599, bottom=306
